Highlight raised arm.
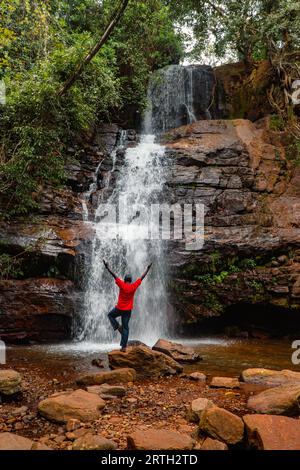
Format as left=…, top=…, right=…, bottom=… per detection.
left=103, top=259, right=117, bottom=279
left=140, top=263, right=152, bottom=281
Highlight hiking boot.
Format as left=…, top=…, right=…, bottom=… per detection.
left=120, top=347, right=126, bottom=352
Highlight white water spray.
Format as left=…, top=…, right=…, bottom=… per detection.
left=77, top=94, right=169, bottom=346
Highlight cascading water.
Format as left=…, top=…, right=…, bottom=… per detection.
left=77, top=93, right=169, bottom=346
left=77, top=64, right=215, bottom=346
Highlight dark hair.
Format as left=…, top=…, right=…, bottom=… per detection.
left=124, top=274, right=132, bottom=283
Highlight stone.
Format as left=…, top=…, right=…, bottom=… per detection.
left=188, top=372, right=206, bottom=382
left=0, top=432, right=51, bottom=450
left=108, top=345, right=183, bottom=378
left=72, top=432, right=117, bottom=450
left=199, top=406, right=244, bottom=445
left=65, top=418, right=82, bottom=432
left=86, top=384, right=126, bottom=397
left=241, top=368, right=300, bottom=387
left=210, top=377, right=240, bottom=389
left=186, top=398, right=214, bottom=423
left=38, top=389, right=105, bottom=423
left=243, top=414, right=300, bottom=450
left=127, top=428, right=194, bottom=450
left=77, top=368, right=136, bottom=386
left=247, top=384, right=300, bottom=416
left=0, top=370, right=22, bottom=396
left=200, top=437, right=228, bottom=450
left=152, top=339, right=201, bottom=363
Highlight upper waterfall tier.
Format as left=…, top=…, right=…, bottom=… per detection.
left=147, top=64, right=218, bottom=133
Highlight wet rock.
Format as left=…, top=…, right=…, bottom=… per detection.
left=77, top=368, right=136, bottom=386
left=87, top=384, right=126, bottom=397
left=241, top=368, right=300, bottom=387
left=38, top=389, right=105, bottom=423
left=210, top=377, right=240, bottom=389
left=0, top=278, right=77, bottom=343
left=247, top=384, right=300, bottom=416
left=91, top=359, right=104, bottom=368
left=186, top=398, right=214, bottom=423
left=188, top=372, right=206, bottom=382
left=199, top=406, right=244, bottom=445
left=72, top=432, right=117, bottom=450
left=243, top=414, right=300, bottom=450
left=0, top=370, right=22, bottom=396
left=127, top=428, right=194, bottom=450
left=108, top=345, right=183, bottom=378
left=152, top=339, right=201, bottom=363
left=200, top=437, right=228, bottom=450
left=0, top=432, right=51, bottom=450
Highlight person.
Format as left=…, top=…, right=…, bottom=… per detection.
left=103, top=259, right=152, bottom=352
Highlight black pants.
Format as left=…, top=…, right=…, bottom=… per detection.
left=108, top=307, right=131, bottom=348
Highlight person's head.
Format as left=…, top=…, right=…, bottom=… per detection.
left=124, top=274, right=132, bottom=284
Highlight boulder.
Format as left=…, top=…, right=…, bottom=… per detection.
left=186, top=398, right=214, bottom=423
left=247, top=384, right=300, bottom=416
left=152, top=339, right=201, bottom=363
left=127, top=428, right=194, bottom=450
left=188, top=372, right=206, bottom=382
left=200, top=437, right=228, bottom=450
left=77, top=368, right=136, bottom=386
left=38, top=389, right=105, bottom=423
left=72, top=433, right=117, bottom=450
left=0, top=370, right=22, bottom=396
left=86, top=384, right=126, bottom=397
left=241, top=368, right=300, bottom=387
left=243, top=414, right=300, bottom=450
left=108, top=345, right=183, bottom=378
left=0, top=432, right=51, bottom=450
left=210, top=377, right=240, bottom=389
left=199, top=406, right=244, bottom=445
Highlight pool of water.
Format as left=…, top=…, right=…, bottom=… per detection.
left=4, top=336, right=300, bottom=379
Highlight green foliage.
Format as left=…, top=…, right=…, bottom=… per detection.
left=0, top=0, right=183, bottom=215
left=0, top=253, right=23, bottom=279
left=167, top=0, right=300, bottom=63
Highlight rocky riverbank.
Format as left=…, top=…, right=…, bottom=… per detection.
left=1, top=342, right=300, bottom=450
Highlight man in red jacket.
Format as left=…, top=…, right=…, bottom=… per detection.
left=103, top=259, right=152, bottom=352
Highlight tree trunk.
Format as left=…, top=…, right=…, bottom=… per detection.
left=58, top=0, right=130, bottom=97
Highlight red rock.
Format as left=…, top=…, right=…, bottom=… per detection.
left=200, top=437, right=228, bottom=450
left=199, top=406, right=244, bottom=445
left=38, top=389, right=105, bottom=423
left=152, top=339, right=201, bottom=363
left=243, top=414, right=300, bottom=450
left=77, top=368, right=136, bottom=385
left=247, top=384, right=300, bottom=415
left=127, top=428, right=194, bottom=450
left=72, top=432, right=117, bottom=450
left=210, top=377, right=240, bottom=389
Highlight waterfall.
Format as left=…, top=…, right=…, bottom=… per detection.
left=149, top=64, right=215, bottom=133
left=77, top=91, right=169, bottom=346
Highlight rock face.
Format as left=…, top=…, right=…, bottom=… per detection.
left=38, top=389, right=105, bottom=423
left=0, top=124, right=119, bottom=343
left=0, top=279, right=77, bottom=342
left=247, top=384, right=300, bottom=416
left=77, top=368, right=136, bottom=386
left=0, top=370, right=22, bottom=396
left=127, top=428, right=194, bottom=450
left=108, top=345, right=183, bottom=378
left=210, top=377, right=240, bottom=389
left=152, top=339, right=201, bottom=363
left=164, top=118, right=300, bottom=330
left=241, top=368, right=300, bottom=386
left=199, top=406, right=244, bottom=445
left=243, top=414, right=300, bottom=450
